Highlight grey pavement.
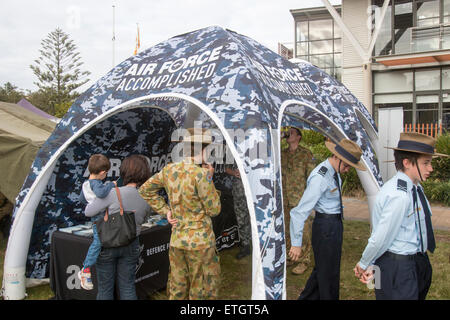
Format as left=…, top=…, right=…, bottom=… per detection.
left=343, top=197, right=450, bottom=231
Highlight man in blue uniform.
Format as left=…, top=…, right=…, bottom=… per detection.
left=289, top=138, right=366, bottom=300
left=354, top=132, right=447, bottom=300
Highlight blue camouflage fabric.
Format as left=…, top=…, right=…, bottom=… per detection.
left=12, top=26, right=381, bottom=299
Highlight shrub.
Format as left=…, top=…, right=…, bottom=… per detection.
left=422, top=133, right=450, bottom=205
left=308, top=142, right=331, bottom=164
left=430, top=133, right=450, bottom=181
left=283, top=129, right=367, bottom=197
left=285, top=130, right=449, bottom=202
left=422, top=179, right=450, bottom=206
left=435, top=132, right=450, bottom=154
left=301, top=130, right=363, bottom=196
left=301, top=129, right=326, bottom=146
left=341, top=168, right=364, bottom=197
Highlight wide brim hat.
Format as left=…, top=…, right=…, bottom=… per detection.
left=171, top=127, right=214, bottom=144
left=283, top=126, right=302, bottom=132
left=284, top=125, right=303, bottom=133
left=385, top=132, right=448, bottom=157
left=325, top=139, right=366, bottom=171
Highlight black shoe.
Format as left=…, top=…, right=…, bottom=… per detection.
left=236, top=246, right=251, bottom=260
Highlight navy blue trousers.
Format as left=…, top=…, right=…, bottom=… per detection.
left=298, top=213, right=343, bottom=300
left=375, top=252, right=432, bottom=300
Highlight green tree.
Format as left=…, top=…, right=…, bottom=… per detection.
left=54, top=101, right=73, bottom=118
left=0, top=82, right=25, bottom=103
left=30, top=28, right=90, bottom=115
left=26, top=88, right=55, bottom=115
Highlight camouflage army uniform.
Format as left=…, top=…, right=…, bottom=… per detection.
left=281, top=145, right=315, bottom=268
left=227, top=162, right=251, bottom=248
left=139, top=158, right=221, bottom=300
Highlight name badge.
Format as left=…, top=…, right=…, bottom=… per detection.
left=408, top=207, right=421, bottom=217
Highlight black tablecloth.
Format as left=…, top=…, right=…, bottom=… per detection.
left=49, top=224, right=171, bottom=300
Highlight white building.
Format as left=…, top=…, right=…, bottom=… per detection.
left=290, top=0, right=450, bottom=131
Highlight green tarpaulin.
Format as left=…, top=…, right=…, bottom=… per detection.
left=0, top=101, right=56, bottom=203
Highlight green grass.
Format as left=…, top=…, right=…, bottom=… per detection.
left=2, top=220, right=450, bottom=300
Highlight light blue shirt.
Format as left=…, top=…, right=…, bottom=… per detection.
left=359, top=171, right=431, bottom=270
left=289, top=159, right=342, bottom=247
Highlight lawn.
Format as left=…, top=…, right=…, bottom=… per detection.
left=1, top=219, right=450, bottom=300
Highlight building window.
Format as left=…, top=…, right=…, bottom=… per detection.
left=374, top=93, right=413, bottom=124
left=394, top=0, right=413, bottom=54
left=374, top=0, right=393, bottom=55
left=415, top=69, right=440, bottom=90
left=416, top=94, right=439, bottom=123
left=445, top=0, right=450, bottom=23
left=443, top=68, right=450, bottom=89
left=374, top=67, right=450, bottom=129
left=310, top=40, right=333, bottom=54
left=416, top=0, right=440, bottom=27
left=309, top=19, right=333, bottom=40
left=372, top=0, right=450, bottom=55
left=443, top=68, right=450, bottom=129
left=374, top=70, right=413, bottom=92
left=443, top=94, right=450, bottom=129
left=294, top=16, right=342, bottom=81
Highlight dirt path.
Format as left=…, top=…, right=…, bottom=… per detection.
left=343, top=197, right=450, bottom=231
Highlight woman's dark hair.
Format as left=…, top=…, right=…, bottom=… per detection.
left=394, top=149, right=420, bottom=171
left=120, top=154, right=151, bottom=187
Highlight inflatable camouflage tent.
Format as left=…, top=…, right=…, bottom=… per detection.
left=3, top=26, right=381, bottom=300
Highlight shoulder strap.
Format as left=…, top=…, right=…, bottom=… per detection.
left=397, top=179, right=407, bottom=193
left=103, top=185, right=123, bottom=221
left=115, top=185, right=124, bottom=215
left=318, top=166, right=328, bottom=177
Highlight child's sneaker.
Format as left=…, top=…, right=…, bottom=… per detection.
left=78, top=267, right=93, bottom=290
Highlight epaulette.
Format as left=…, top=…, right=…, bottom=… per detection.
left=397, top=179, right=407, bottom=193
left=318, top=166, right=328, bottom=177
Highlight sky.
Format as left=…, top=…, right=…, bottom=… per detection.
left=0, top=0, right=340, bottom=93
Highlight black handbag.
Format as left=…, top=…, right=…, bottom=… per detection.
left=96, top=185, right=137, bottom=248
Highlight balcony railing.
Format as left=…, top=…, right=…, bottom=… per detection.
left=404, top=122, right=443, bottom=137
left=410, top=23, right=450, bottom=53
left=377, top=23, right=450, bottom=56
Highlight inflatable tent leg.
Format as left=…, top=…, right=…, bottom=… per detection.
left=2, top=161, right=57, bottom=299
left=2, top=210, right=35, bottom=300
left=357, top=169, right=380, bottom=227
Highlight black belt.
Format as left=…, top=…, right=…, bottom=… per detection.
left=381, top=251, right=426, bottom=261
left=315, top=211, right=342, bottom=220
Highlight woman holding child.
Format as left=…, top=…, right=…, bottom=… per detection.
left=84, top=154, right=151, bottom=300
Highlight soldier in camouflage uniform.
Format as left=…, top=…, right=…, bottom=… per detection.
left=281, top=127, right=316, bottom=275
left=225, top=161, right=252, bottom=259
left=139, top=128, right=221, bottom=300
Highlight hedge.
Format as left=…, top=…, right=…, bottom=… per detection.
left=300, top=130, right=449, bottom=203
left=424, top=133, right=450, bottom=205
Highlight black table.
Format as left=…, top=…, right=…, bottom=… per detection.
left=49, top=224, right=171, bottom=300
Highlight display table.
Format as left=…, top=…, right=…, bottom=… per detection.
left=49, top=224, right=171, bottom=300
